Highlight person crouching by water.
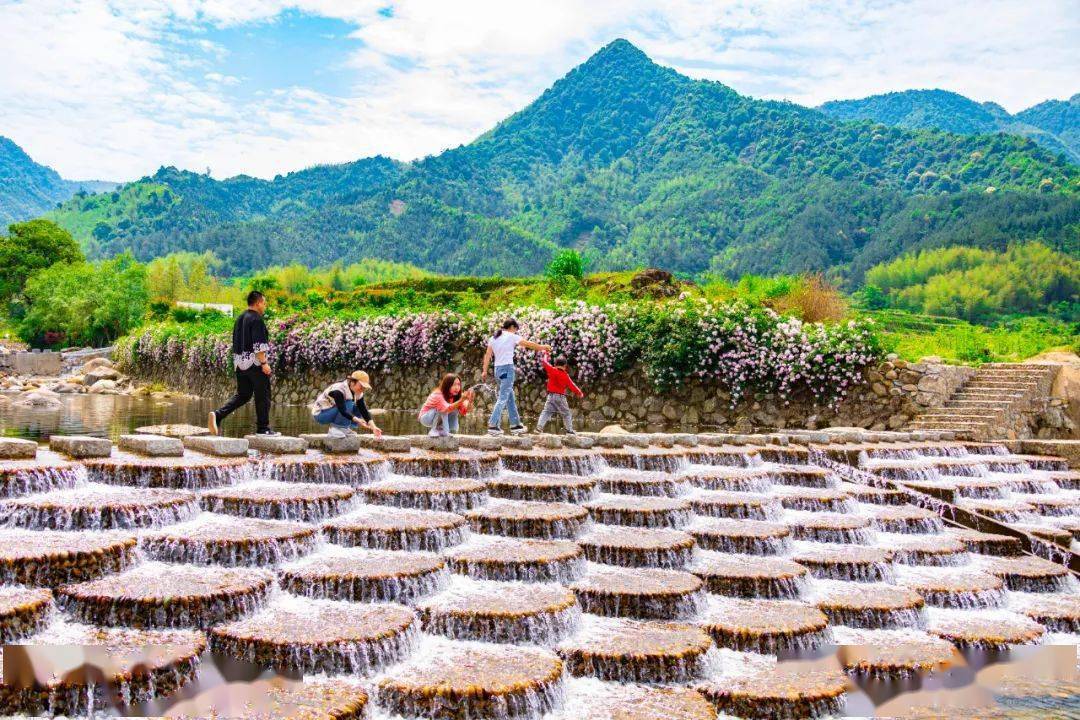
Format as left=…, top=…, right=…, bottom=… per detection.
left=419, top=374, right=474, bottom=437
left=310, top=371, right=383, bottom=439
left=481, top=318, right=551, bottom=436
left=536, top=355, right=584, bottom=434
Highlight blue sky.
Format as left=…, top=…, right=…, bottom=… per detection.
left=0, top=1, right=1076, bottom=181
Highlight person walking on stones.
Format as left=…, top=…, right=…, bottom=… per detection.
left=311, top=370, right=383, bottom=438
left=208, top=290, right=278, bottom=436
left=418, top=373, right=474, bottom=437
left=481, top=318, right=550, bottom=436
left=536, top=354, right=583, bottom=434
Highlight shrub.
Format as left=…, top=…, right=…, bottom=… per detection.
left=546, top=250, right=587, bottom=281
left=772, top=275, right=848, bottom=323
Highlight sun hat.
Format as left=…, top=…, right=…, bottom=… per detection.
left=348, top=370, right=372, bottom=389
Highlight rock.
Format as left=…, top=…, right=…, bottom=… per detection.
left=456, top=435, right=502, bottom=452
left=0, top=437, right=38, bottom=459
left=49, top=435, right=112, bottom=459
left=886, top=414, right=909, bottom=430
left=324, top=435, right=362, bottom=454
left=84, top=368, right=121, bottom=385
left=183, top=435, right=249, bottom=457
left=244, top=434, right=307, bottom=455
left=118, top=434, right=184, bottom=457
left=732, top=416, right=753, bottom=433
left=599, top=425, right=630, bottom=435
left=628, top=268, right=682, bottom=298
left=87, top=379, right=118, bottom=394
left=81, top=357, right=114, bottom=372
left=661, top=404, right=679, bottom=420
left=884, top=370, right=898, bottom=380
left=299, top=433, right=330, bottom=450
left=610, top=389, right=628, bottom=400
left=871, top=383, right=888, bottom=397
left=648, top=434, right=675, bottom=448
left=15, top=391, right=63, bottom=408
left=918, top=356, right=943, bottom=364
left=500, top=436, right=534, bottom=450
left=408, top=435, right=460, bottom=453
left=535, top=434, right=562, bottom=449
left=671, top=433, right=698, bottom=447
left=591, top=434, right=627, bottom=448
left=560, top=435, right=595, bottom=449
left=135, top=424, right=209, bottom=438
left=359, top=436, right=412, bottom=453
left=52, top=383, right=83, bottom=394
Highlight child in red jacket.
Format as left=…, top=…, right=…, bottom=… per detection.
left=536, top=355, right=584, bottom=434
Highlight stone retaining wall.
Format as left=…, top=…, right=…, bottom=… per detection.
left=129, top=355, right=973, bottom=433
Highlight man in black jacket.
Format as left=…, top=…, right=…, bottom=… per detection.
left=208, top=290, right=279, bottom=436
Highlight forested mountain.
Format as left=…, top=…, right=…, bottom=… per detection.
left=819, top=89, right=1080, bottom=163
left=0, top=137, right=115, bottom=226
left=45, top=40, right=1080, bottom=281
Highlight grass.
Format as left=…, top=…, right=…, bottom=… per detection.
left=874, top=313, right=1078, bottom=364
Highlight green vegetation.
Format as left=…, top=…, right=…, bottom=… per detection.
left=0, top=137, right=114, bottom=225
left=864, top=243, right=1079, bottom=323
left=42, top=40, right=1079, bottom=281
left=873, top=312, right=1077, bottom=364
left=0, top=219, right=84, bottom=301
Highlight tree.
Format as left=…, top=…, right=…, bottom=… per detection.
left=0, top=219, right=84, bottom=301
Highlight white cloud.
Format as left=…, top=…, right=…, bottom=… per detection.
left=0, top=0, right=1075, bottom=182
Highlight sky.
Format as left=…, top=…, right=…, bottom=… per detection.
left=1, top=0, right=1077, bottom=182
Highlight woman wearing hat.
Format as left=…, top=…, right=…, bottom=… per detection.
left=310, top=371, right=383, bottom=438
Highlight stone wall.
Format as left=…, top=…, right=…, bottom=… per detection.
left=129, top=353, right=974, bottom=433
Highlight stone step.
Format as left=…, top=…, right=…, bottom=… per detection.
left=244, top=434, right=307, bottom=454
left=49, top=435, right=112, bottom=459
left=183, top=435, right=250, bottom=457
left=0, top=437, right=38, bottom=460
left=918, top=411, right=1001, bottom=420
left=951, top=391, right=1027, bottom=401
left=972, top=369, right=1051, bottom=378
left=117, top=434, right=184, bottom=457
left=945, top=400, right=1014, bottom=410
left=964, top=379, right=1040, bottom=388
left=908, top=419, right=990, bottom=430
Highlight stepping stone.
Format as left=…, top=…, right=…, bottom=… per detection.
left=134, top=423, right=210, bottom=438
left=245, top=434, right=307, bottom=454
left=405, top=434, right=460, bottom=452
left=457, top=435, right=504, bottom=451
left=697, top=667, right=849, bottom=720
left=561, top=435, right=595, bottom=449
left=500, top=436, right=535, bottom=450
left=183, top=435, right=249, bottom=457
left=698, top=597, right=829, bottom=654
left=358, top=435, right=412, bottom=453
left=418, top=579, right=579, bottom=644
left=49, top=435, right=111, bottom=459
left=0, top=438, right=37, bottom=460
left=556, top=616, right=713, bottom=684
left=0, top=586, right=54, bottom=643
left=117, top=434, right=183, bottom=457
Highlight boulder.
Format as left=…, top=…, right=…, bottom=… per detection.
left=84, top=368, right=121, bottom=385
left=52, top=383, right=84, bottom=394
left=500, top=436, right=534, bottom=450
left=647, top=434, right=675, bottom=448
left=411, top=435, right=459, bottom=453
left=671, top=433, right=699, bottom=447
left=560, top=435, right=595, bottom=449
left=183, top=435, right=249, bottom=457
left=15, top=391, right=62, bottom=408
left=50, top=435, right=112, bottom=459
left=598, top=425, right=630, bottom=435
left=118, top=434, right=184, bottom=457
left=135, top=424, right=209, bottom=438
left=324, top=435, right=362, bottom=454
left=358, top=435, right=412, bottom=453
left=0, top=437, right=38, bottom=459
left=535, top=434, right=563, bottom=449
left=244, top=434, right=307, bottom=454
left=591, top=434, right=627, bottom=448
left=87, top=379, right=118, bottom=394
left=81, top=357, right=114, bottom=373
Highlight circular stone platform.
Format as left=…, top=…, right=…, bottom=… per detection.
left=447, top=536, right=584, bottom=583
left=0, top=586, right=53, bottom=643
left=679, top=467, right=772, bottom=493
left=876, top=534, right=966, bottom=567
left=83, top=455, right=247, bottom=490
left=0, top=458, right=79, bottom=498
left=57, top=562, right=273, bottom=628
left=689, top=552, right=809, bottom=599
left=896, top=567, right=1006, bottom=609
left=499, top=448, right=604, bottom=476
left=684, top=446, right=760, bottom=467
left=464, top=499, right=588, bottom=539
left=139, top=514, right=319, bottom=566
left=598, top=447, right=689, bottom=473
left=376, top=641, right=564, bottom=720
left=199, top=481, right=355, bottom=522
left=957, top=499, right=1036, bottom=523
left=570, top=566, right=705, bottom=619
left=698, top=597, right=829, bottom=654
left=279, top=546, right=447, bottom=603
left=945, top=528, right=1023, bottom=556
left=688, top=491, right=781, bottom=521
left=323, top=505, right=467, bottom=552
left=598, top=471, right=688, bottom=497
left=417, top=579, right=579, bottom=644
left=485, top=472, right=597, bottom=504
left=927, top=611, right=1045, bottom=647
left=976, top=555, right=1073, bottom=592
left=812, top=580, right=925, bottom=629
left=0, top=529, right=138, bottom=587
left=2, top=484, right=198, bottom=530
left=163, top=678, right=368, bottom=720
left=786, top=513, right=874, bottom=544
left=696, top=668, right=848, bottom=720
left=768, top=466, right=836, bottom=489
left=772, top=487, right=854, bottom=513
left=790, top=544, right=894, bottom=583
left=842, top=484, right=908, bottom=506
left=0, top=624, right=205, bottom=716
left=360, top=476, right=487, bottom=513
left=867, top=506, right=943, bottom=534
left=260, top=452, right=388, bottom=486
left=834, top=628, right=957, bottom=676
left=686, top=518, right=791, bottom=555
left=1014, top=494, right=1080, bottom=517
left=387, top=449, right=500, bottom=479
left=561, top=684, right=717, bottom=720
left=582, top=495, right=692, bottom=528
left=1011, top=594, right=1080, bottom=633
left=209, top=595, right=417, bottom=675
left=578, top=525, right=695, bottom=568
left=556, top=616, right=713, bottom=683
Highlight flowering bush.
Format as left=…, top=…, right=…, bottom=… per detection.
left=116, top=299, right=883, bottom=406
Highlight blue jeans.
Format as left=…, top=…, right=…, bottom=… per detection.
left=419, top=408, right=460, bottom=433
left=488, top=364, right=520, bottom=428
left=314, top=401, right=358, bottom=428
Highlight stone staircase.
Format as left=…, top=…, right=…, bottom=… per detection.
left=908, top=363, right=1059, bottom=440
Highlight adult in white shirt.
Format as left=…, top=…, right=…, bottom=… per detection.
left=481, top=318, right=550, bottom=435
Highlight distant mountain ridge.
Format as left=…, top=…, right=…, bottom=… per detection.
left=40, top=40, right=1080, bottom=281
left=819, top=89, right=1080, bottom=163
left=0, top=137, right=116, bottom=226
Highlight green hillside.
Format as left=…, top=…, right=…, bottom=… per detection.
left=819, top=89, right=1080, bottom=163
left=0, top=137, right=115, bottom=226
left=45, top=40, right=1080, bottom=279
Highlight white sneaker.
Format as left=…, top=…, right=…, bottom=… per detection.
left=327, top=425, right=355, bottom=438
left=509, top=425, right=527, bottom=435
left=487, top=427, right=504, bottom=436
left=428, top=428, right=441, bottom=438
